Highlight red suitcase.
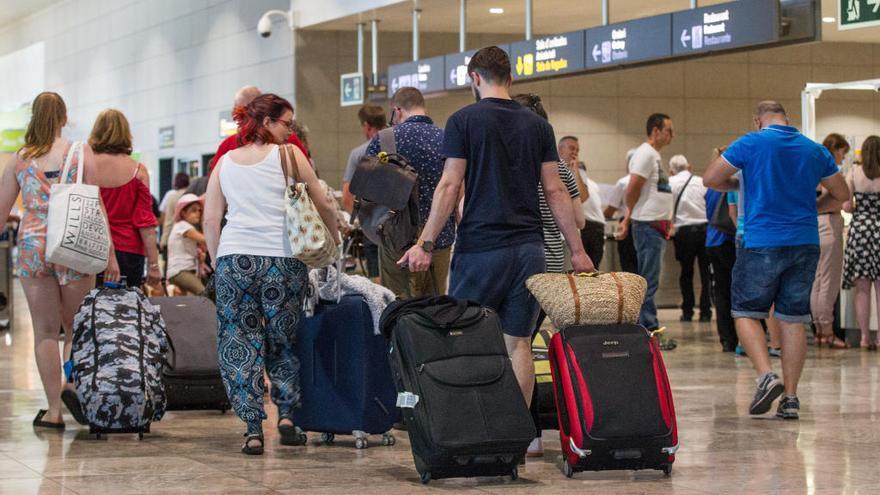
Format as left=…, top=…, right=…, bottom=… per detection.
left=549, top=323, right=678, bottom=477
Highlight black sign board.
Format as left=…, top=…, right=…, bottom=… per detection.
left=585, top=14, right=672, bottom=69
left=443, top=45, right=510, bottom=91
left=510, top=30, right=586, bottom=80
left=672, top=0, right=779, bottom=56
left=387, top=56, right=446, bottom=98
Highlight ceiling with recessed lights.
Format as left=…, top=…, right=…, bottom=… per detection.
left=306, top=0, right=880, bottom=43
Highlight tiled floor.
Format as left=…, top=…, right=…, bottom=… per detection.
left=1, top=281, right=878, bottom=494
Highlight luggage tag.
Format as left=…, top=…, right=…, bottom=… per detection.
left=396, top=392, right=420, bottom=408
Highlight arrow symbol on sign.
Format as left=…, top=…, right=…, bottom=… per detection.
left=344, top=82, right=352, bottom=98
left=592, top=44, right=601, bottom=62
left=680, top=29, right=691, bottom=47
left=870, top=0, right=880, bottom=13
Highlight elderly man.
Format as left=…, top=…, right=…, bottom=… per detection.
left=209, top=86, right=308, bottom=171
left=669, top=155, right=711, bottom=322
left=704, top=101, right=849, bottom=420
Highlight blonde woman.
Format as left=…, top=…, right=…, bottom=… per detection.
left=0, top=93, right=133, bottom=428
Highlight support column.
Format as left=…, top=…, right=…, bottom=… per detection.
left=371, top=19, right=380, bottom=87
left=525, top=0, right=533, bottom=40
left=412, top=5, right=420, bottom=61
left=459, top=0, right=466, bottom=52
left=602, top=0, right=609, bottom=25
left=357, top=22, right=365, bottom=75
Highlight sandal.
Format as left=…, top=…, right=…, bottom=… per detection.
left=241, top=433, right=264, bottom=455
left=33, top=409, right=65, bottom=430
left=278, top=418, right=308, bottom=446
left=819, top=334, right=850, bottom=349
left=61, top=389, right=88, bottom=425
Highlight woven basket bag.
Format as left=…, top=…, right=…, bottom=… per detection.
left=525, top=272, right=647, bottom=328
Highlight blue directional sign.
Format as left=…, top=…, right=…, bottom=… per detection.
left=340, top=72, right=364, bottom=107
left=387, top=56, right=445, bottom=98
left=510, top=31, right=586, bottom=81
left=585, top=14, right=672, bottom=69
left=672, top=0, right=779, bottom=55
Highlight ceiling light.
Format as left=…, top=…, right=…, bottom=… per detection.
left=822, top=16, right=836, bottom=23
left=489, top=8, right=504, bottom=14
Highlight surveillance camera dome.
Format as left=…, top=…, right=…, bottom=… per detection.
left=258, top=15, right=272, bottom=38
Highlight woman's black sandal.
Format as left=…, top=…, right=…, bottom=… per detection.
left=241, top=433, right=264, bottom=455
left=33, top=410, right=65, bottom=430
left=278, top=418, right=308, bottom=446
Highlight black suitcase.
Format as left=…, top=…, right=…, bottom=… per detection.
left=381, top=296, right=534, bottom=484
left=531, top=328, right=557, bottom=431
left=149, top=296, right=230, bottom=412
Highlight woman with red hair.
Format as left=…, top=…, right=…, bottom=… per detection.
left=204, top=94, right=340, bottom=455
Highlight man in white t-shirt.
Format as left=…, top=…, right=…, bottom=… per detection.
left=619, top=113, right=675, bottom=337
left=604, top=149, right=639, bottom=273
left=668, top=154, right=711, bottom=322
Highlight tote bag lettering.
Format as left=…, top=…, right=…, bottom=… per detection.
left=46, top=142, right=111, bottom=274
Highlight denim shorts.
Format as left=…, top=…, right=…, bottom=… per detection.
left=731, top=245, right=820, bottom=323
left=449, top=242, right=545, bottom=338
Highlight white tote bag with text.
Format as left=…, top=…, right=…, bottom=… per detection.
left=45, top=142, right=111, bottom=274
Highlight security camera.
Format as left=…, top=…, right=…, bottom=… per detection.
left=258, top=14, right=272, bottom=38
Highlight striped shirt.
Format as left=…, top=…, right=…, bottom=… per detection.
left=538, top=161, right=581, bottom=273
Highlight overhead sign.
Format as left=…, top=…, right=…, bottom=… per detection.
left=585, top=14, right=672, bottom=69
left=510, top=31, right=585, bottom=80
left=840, top=0, right=880, bottom=30
left=444, top=45, right=510, bottom=90
left=158, top=126, right=174, bottom=149
left=340, top=72, right=364, bottom=107
left=387, top=56, right=445, bottom=98
left=673, top=0, right=779, bottom=56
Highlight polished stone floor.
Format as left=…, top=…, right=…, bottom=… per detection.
left=1, top=281, right=878, bottom=495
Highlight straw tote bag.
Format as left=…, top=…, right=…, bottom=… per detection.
left=280, top=144, right=339, bottom=268
left=525, top=272, right=647, bottom=328
left=45, top=141, right=111, bottom=274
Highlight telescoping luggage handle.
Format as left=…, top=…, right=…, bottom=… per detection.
left=567, top=272, right=625, bottom=326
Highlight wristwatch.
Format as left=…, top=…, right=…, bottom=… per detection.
left=416, top=239, right=434, bottom=253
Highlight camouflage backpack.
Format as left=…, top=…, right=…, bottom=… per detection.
left=71, top=286, right=169, bottom=434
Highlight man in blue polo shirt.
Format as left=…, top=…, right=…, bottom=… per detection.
left=704, top=101, right=849, bottom=420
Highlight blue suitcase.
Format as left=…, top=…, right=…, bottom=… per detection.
left=295, top=293, right=399, bottom=449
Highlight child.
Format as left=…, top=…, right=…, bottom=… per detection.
left=167, top=194, right=206, bottom=295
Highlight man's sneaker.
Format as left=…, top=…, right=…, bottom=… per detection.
left=749, top=372, right=784, bottom=415
left=768, top=347, right=782, bottom=358
left=776, top=395, right=800, bottom=420
left=735, top=345, right=747, bottom=356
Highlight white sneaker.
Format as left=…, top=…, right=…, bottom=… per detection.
left=527, top=437, right=543, bottom=457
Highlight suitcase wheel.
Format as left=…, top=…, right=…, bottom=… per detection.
left=381, top=433, right=395, bottom=447
left=95, top=433, right=102, bottom=440
left=562, top=461, right=574, bottom=479
left=138, top=432, right=144, bottom=441
left=510, top=467, right=518, bottom=481
left=662, top=464, right=672, bottom=476
left=355, top=437, right=368, bottom=450
left=419, top=471, right=431, bottom=485
left=320, top=432, right=335, bottom=444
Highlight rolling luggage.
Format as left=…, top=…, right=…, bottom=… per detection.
left=295, top=292, right=398, bottom=448
left=381, top=296, right=535, bottom=484
left=549, top=323, right=679, bottom=477
left=149, top=296, right=230, bottom=413
left=71, top=284, right=168, bottom=439
left=531, top=328, right=557, bottom=431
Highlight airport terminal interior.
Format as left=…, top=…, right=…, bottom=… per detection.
left=1, top=0, right=880, bottom=493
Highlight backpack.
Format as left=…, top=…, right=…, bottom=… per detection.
left=350, top=128, right=420, bottom=252
left=71, top=285, right=169, bottom=436
left=710, top=191, right=736, bottom=236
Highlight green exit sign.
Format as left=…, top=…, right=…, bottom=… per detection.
left=840, top=0, right=880, bottom=30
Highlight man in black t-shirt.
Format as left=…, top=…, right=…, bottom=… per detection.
left=398, top=46, right=595, bottom=403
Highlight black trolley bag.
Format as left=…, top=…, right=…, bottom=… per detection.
left=149, top=296, right=230, bottom=412
left=381, top=296, right=535, bottom=485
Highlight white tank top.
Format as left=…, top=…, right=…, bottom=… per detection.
left=217, top=145, right=292, bottom=259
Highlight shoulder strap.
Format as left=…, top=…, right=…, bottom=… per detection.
left=60, top=141, right=82, bottom=185
left=378, top=128, right=397, bottom=155
left=279, top=144, right=301, bottom=186
left=673, top=174, right=694, bottom=221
